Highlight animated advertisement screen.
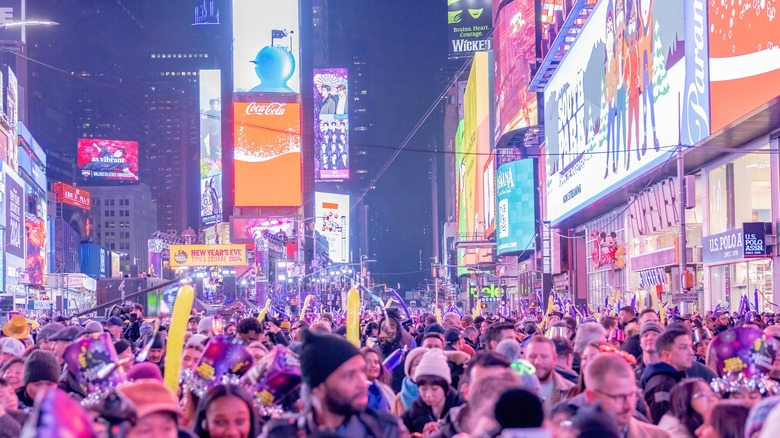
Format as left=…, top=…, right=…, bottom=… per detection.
left=314, top=68, right=350, bottom=181
left=77, top=139, right=139, bottom=182
left=232, top=0, right=300, bottom=94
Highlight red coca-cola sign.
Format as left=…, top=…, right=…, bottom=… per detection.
left=244, top=102, right=287, bottom=116
left=53, top=182, right=91, bottom=211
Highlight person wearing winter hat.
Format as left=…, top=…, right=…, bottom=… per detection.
left=115, top=378, right=186, bottom=438
left=127, top=362, right=164, bottom=382
left=105, top=316, right=125, bottom=341
left=0, top=338, right=24, bottom=366
left=17, top=350, right=60, bottom=409
left=262, top=330, right=408, bottom=437
left=83, top=320, right=104, bottom=335
left=114, top=339, right=134, bottom=374
left=46, top=326, right=85, bottom=366
left=378, top=308, right=415, bottom=392
left=401, top=348, right=465, bottom=435
left=197, top=316, right=214, bottom=337
left=35, top=322, right=64, bottom=348
left=144, top=333, right=166, bottom=374
left=393, top=347, right=429, bottom=415
left=635, top=321, right=665, bottom=384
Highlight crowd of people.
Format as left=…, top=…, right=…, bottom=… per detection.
left=0, top=302, right=779, bottom=437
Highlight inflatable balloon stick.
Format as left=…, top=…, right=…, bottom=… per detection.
left=299, top=295, right=312, bottom=321
left=346, top=287, right=360, bottom=347
left=385, top=298, right=395, bottom=308
left=164, top=284, right=194, bottom=393
left=257, top=298, right=271, bottom=323
left=435, top=306, right=442, bottom=324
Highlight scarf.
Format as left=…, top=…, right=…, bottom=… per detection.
left=400, top=376, right=418, bottom=410
left=367, top=382, right=390, bottom=412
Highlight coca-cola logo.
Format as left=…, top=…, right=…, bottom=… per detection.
left=245, top=102, right=287, bottom=116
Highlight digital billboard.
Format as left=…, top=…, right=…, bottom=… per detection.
left=708, top=1, right=776, bottom=131
left=199, top=69, right=222, bottom=225
left=496, top=159, right=536, bottom=255
left=448, top=0, right=493, bottom=58
left=4, top=166, right=23, bottom=260
left=493, top=0, right=537, bottom=142
left=233, top=101, right=302, bottom=207
left=77, top=139, right=139, bottom=182
left=25, top=214, right=45, bottom=285
left=169, top=244, right=247, bottom=267
left=6, top=67, right=17, bottom=171
left=230, top=216, right=295, bottom=243
left=457, top=52, right=492, bottom=275
left=53, top=182, right=91, bottom=210
left=315, top=192, right=350, bottom=264
left=542, top=0, right=710, bottom=224
left=314, top=68, right=350, bottom=181
left=232, top=0, right=300, bottom=94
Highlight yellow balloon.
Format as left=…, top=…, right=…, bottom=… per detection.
left=257, top=298, right=271, bottom=323
left=435, top=306, right=442, bottom=324
left=163, top=285, right=195, bottom=394
left=346, top=287, right=360, bottom=347
left=299, top=295, right=312, bottom=321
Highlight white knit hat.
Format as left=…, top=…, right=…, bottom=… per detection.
left=404, top=347, right=429, bottom=378
left=414, top=348, right=451, bottom=384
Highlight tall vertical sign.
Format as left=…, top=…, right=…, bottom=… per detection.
left=6, top=68, right=17, bottom=172
left=314, top=68, right=349, bottom=181
left=199, top=69, right=223, bottom=225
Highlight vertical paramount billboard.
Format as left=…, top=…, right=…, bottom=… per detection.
left=234, top=101, right=302, bottom=206
left=199, top=69, right=222, bottom=225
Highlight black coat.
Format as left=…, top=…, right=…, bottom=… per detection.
left=641, top=362, right=686, bottom=424
left=621, top=333, right=642, bottom=360
left=262, top=407, right=404, bottom=438
left=401, top=388, right=465, bottom=434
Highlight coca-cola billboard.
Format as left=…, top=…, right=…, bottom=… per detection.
left=53, top=182, right=91, bottom=211
left=244, top=102, right=287, bottom=116
left=233, top=102, right=301, bottom=207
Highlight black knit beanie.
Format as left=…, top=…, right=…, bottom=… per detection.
left=300, top=329, right=360, bottom=389
left=24, top=350, right=61, bottom=385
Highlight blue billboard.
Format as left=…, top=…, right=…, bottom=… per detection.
left=496, top=159, right=536, bottom=255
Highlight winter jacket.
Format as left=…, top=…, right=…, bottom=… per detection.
left=380, top=328, right=415, bottom=392
left=0, top=410, right=27, bottom=438
left=657, top=414, right=694, bottom=438
left=261, top=406, right=408, bottom=438
left=430, top=403, right=470, bottom=438
left=621, top=334, right=642, bottom=360
left=641, top=362, right=686, bottom=424
left=401, top=387, right=465, bottom=434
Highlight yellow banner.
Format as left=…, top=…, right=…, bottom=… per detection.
left=170, top=244, right=247, bottom=267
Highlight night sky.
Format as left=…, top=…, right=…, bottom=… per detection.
left=25, top=0, right=453, bottom=290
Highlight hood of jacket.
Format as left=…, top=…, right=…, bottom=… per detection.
left=641, top=361, right=686, bottom=386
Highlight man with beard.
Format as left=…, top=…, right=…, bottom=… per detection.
left=261, top=330, right=408, bottom=437
left=524, top=335, right=574, bottom=412
left=378, top=309, right=415, bottom=392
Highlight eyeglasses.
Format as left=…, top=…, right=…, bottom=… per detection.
left=692, top=391, right=719, bottom=401
left=594, top=388, right=637, bottom=405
